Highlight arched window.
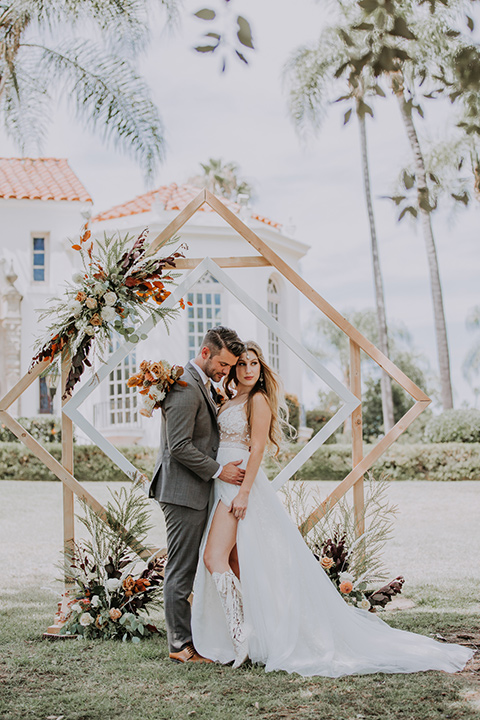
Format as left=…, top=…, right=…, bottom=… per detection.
left=267, top=277, right=280, bottom=372
left=187, top=272, right=222, bottom=359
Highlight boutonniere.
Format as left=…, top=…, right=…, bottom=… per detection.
left=211, top=385, right=227, bottom=409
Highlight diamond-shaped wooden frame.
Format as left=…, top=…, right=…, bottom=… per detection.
left=0, top=187, right=431, bottom=565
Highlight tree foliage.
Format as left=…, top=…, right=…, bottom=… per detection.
left=0, top=0, right=178, bottom=178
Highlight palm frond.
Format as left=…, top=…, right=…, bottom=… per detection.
left=19, top=39, right=164, bottom=179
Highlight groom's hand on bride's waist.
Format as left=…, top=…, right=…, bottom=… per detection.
left=219, top=460, right=245, bottom=485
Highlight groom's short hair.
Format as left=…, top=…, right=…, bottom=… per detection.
left=202, top=326, right=244, bottom=358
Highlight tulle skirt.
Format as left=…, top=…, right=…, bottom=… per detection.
left=191, top=446, right=474, bottom=677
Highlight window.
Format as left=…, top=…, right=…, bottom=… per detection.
left=107, top=337, right=138, bottom=425
left=267, top=277, right=280, bottom=372
left=39, top=377, right=53, bottom=414
left=32, top=236, right=46, bottom=282
left=187, top=272, right=222, bottom=359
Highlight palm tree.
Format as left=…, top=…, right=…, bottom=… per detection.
left=285, top=24, right=396, bottom=432
left=189, top=158, right=254, bottom=200
left=463, top=306, right=480, bottom=391
left=0, top=0, right=178, bottom=178
left=309, top=0, right=460, bottom=410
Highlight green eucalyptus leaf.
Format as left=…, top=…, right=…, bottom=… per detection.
left=237, top=16, right=254, bottom=49
left=194, top=45, right=217, bottom=53
left=235, top=50, right=248, bottom=65
left=467, top=16, right=474, bottom=32
left=344, top=108, right=353, bottom=125
left=130, top=334, right=139, bottom=343
left=194, top=8, right=216, bottom=20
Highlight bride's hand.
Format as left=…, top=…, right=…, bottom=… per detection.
left=230, top=490, right=249, bottom=520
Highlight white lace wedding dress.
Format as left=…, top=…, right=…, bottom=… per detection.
left=191, top=401, right=474, bottom=677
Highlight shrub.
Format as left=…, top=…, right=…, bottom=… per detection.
left=285, top=393, right=300, bottom=434
left=305, top=409, right=336, bottom=444
left=0, top=416, right=66, bottom=443
left=0, top=443, right=156, bottom=483
left=263, top=442, right=480, bottom=483
left=424, top=409, right=480, bottom=443
left=2, top=442, right=479, bottom=484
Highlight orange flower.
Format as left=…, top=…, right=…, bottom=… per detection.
left=127, top=373, right=144, bottom=387
left=76, top=291, right=87, bottom=302
left=339, top=581, right=353, bottom=594
left=109, top=608, right=122, bottom=621
left=90, top=313, right=102, bottom=326
left=320, top=557, right=334, bottom=570
left=134, top=578, right=151, bottom=593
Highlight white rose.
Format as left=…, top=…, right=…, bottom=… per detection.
left=360, top=598, right=371, bottom=610
left=68, top=300, right=82, bottom=317
left=339, top=572, right=355, bottom=584
left=101, top=306, right=116, bottom=323
left=92, top=282, right=105, bottom=295
left=72, top=272, right=84, bottom=284
left=84, top=326, right=95, bottom=336
left=103, top=291, right=117, bottom=306
left=90, top=595, right=101, bottom=608
left=71, top=603, right=82, bottom=614
left=85, top=297, right=97, bottom=310
left=105, top=578, right=121, bottom=591
left=150, top=386, right=166, bottom=401
left=79, top=612, right=94, bottom=626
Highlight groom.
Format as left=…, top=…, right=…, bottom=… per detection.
left=149, top=326, right=245, bottom=663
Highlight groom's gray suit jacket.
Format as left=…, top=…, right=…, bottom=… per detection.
left=149, top=363, right=220, bottom=509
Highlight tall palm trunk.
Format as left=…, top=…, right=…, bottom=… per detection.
left=396, top=93, right=454, bottom=410
left=357, top=107, right=395, bottom=432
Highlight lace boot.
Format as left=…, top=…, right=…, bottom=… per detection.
left=212, top=569, right=248, bottom=668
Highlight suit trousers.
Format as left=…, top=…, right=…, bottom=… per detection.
left=160, top=501, right=209, bottom=652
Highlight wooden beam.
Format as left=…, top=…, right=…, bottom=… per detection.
left=146, top=189, right=206, bottom=256
left=0, top=359, right=49, bottom=411
left=0, top=411, right=157, bottom=561
left=299, top=400, right=430, bottom=535
left=204, top=189, right=430, bottom=403
left=61, top=354, right=75, bottom=584
left=350, top=340, right=364, bottom=540
left=174, top=256, right=270, bottom=269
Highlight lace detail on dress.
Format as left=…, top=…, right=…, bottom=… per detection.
left=218, top=400, right=250, bottom=450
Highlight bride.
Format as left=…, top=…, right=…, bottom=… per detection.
left=191, top=341, right=474, bottom=677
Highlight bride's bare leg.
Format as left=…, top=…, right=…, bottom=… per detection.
left=203, top=501, right=238, bottom=575
left=229, top=545, right=240, bottom=579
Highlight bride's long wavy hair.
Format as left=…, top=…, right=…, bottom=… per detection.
left=224, top=341, right=293, bottom=456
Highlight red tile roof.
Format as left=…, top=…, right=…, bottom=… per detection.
left=0, top=157, right=92, bottom=203
left=92, top=183, right=282, bottom=229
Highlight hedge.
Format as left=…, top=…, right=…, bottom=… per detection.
left=424, top=408, right=480, bottom=443
left=1, top=442, right=479, bottom=483
left=0, top=443, right=156, bottom=483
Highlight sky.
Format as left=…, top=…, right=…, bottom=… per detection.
left=1, top=0, right=479, bottom=408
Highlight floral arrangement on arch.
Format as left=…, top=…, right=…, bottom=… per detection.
left=32, top=227, right=188, bottom=397
left=59, top=484, right=167, bottom=642
left=127, top=359, right=188, bottom=417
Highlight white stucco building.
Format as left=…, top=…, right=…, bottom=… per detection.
left=0, top=159, right=310, bottom=446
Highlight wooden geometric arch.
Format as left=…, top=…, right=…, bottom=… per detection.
left=0, top=187, right=430, bottom=572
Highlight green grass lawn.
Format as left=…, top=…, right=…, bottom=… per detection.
left=1, top=588, right=479, bottom=720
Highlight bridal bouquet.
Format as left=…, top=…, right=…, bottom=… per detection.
left=32, top=227, right=187, bottom=398
left=127, top=360, right=187, bottom=417
left=59, top=484, right=167, bottom=642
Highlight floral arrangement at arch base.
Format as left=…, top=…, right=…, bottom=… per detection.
left=32, top=226, right=188, bottom=398
left=59, top=483, right=167, bottom=642
left=282, top=475, right=406, bottom=612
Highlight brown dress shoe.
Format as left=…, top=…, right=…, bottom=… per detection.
left=169, top=643, right=213, bottom=664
